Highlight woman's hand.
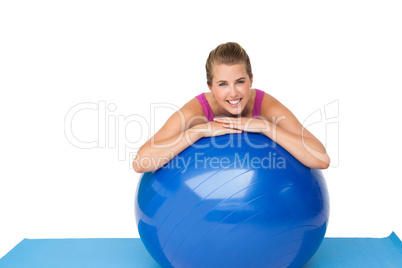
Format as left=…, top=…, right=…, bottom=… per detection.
left=190, top=121, right=243, bottom=138
left=213, top=117, right=270, bottom=133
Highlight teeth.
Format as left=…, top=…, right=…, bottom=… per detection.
left=228, top=99, right=241, bottom=105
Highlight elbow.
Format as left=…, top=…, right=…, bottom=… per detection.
left=317, top=160, right=330, bottom=170
left=303, top=151, right=330, bottom=169
left=314, top=154, right=331, bottom=169
left=132, top=152, right=147, bottom=173
left=306, top=160, right=329, bottom=170
left=132, top=154, right=158, bottom=173
left=133, top=161, right=145, bottom=173
left=133, top=161, right=155, bottom=173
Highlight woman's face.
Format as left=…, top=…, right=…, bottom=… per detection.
left=208, top=63, right=253, bottom=116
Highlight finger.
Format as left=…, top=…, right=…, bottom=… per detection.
left=222, top=123, right=235, bottom=128
left=223, top=124, right=243, bottom=131
left=216, top=117, right=238, bottom=121
left=214, top=117, right=229, bottom=123
left=213, top=128, right=242, bottom=137
left=220, top=128, right=241, bottom=135
left=214, top=117, right=226, bottom=121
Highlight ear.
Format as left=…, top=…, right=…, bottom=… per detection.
left=250, top=74, right=253, bottom=87
left=207, top=83, right=214, bottom=94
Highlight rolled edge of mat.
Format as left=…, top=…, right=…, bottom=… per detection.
left=389, top=232, right=402, bottom=255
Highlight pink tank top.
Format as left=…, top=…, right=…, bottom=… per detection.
left=195, top=89, right=265, bottom=122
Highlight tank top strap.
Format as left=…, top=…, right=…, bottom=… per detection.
left=195, top=93, right=214, bottom=122
left=252, top=89, right=265, bottom=119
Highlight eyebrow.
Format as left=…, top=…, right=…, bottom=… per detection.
left=216, top=77, right=246, bottom=83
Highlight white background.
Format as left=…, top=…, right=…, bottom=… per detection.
left=1, top=0, right=401, bottom=259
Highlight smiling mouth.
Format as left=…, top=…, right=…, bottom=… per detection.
left=227, top=98, right=242, bottom=106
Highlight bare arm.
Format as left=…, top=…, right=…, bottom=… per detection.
left=261, top=120, right=330, bottom=169
left=133, top=98, right=242, bottom=173
left=214, top=94, right=330, bottom=169
left=133, top=128, right=203, bottom=173
left=264, top=94, right=330, bottom=169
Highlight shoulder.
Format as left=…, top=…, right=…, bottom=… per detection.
left=181, top=95, right=206, bottom=114
left=203, top=92, right=215, bottom=105
left=178, top=95, right=210, bottom=128
left=259, top=92, right=281, bottom=115
left=160, top=96, right=207, bottom=128
left=260, top=92, right=299, bottom=126
left=151, top=96, right=208, bottom=141
left=259, top=92, right=315, bottom=137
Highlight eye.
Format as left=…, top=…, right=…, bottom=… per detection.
left=237, top=80, right=244, bottom=84
left=219, top=82, right=227, bottom=86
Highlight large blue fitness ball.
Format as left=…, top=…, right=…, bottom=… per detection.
left=135, top=133, right=329, bottom=268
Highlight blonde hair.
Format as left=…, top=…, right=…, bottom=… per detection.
left=206, top=42, right=252, bottom=87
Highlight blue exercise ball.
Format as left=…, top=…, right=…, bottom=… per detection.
left=135, top=133, right=329, bottom=268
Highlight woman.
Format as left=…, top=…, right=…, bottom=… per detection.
left=133, top=42, right=330, bottom=173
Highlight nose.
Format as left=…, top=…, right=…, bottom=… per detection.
left=228, top=84, right=238, bottom=99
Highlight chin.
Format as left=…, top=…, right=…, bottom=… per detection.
left=224, top=99, right=244, bottom=113
left=225, top=107, right=244, bottom=116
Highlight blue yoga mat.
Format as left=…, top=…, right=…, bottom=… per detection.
left=1, top=233, right=401, bottom=267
